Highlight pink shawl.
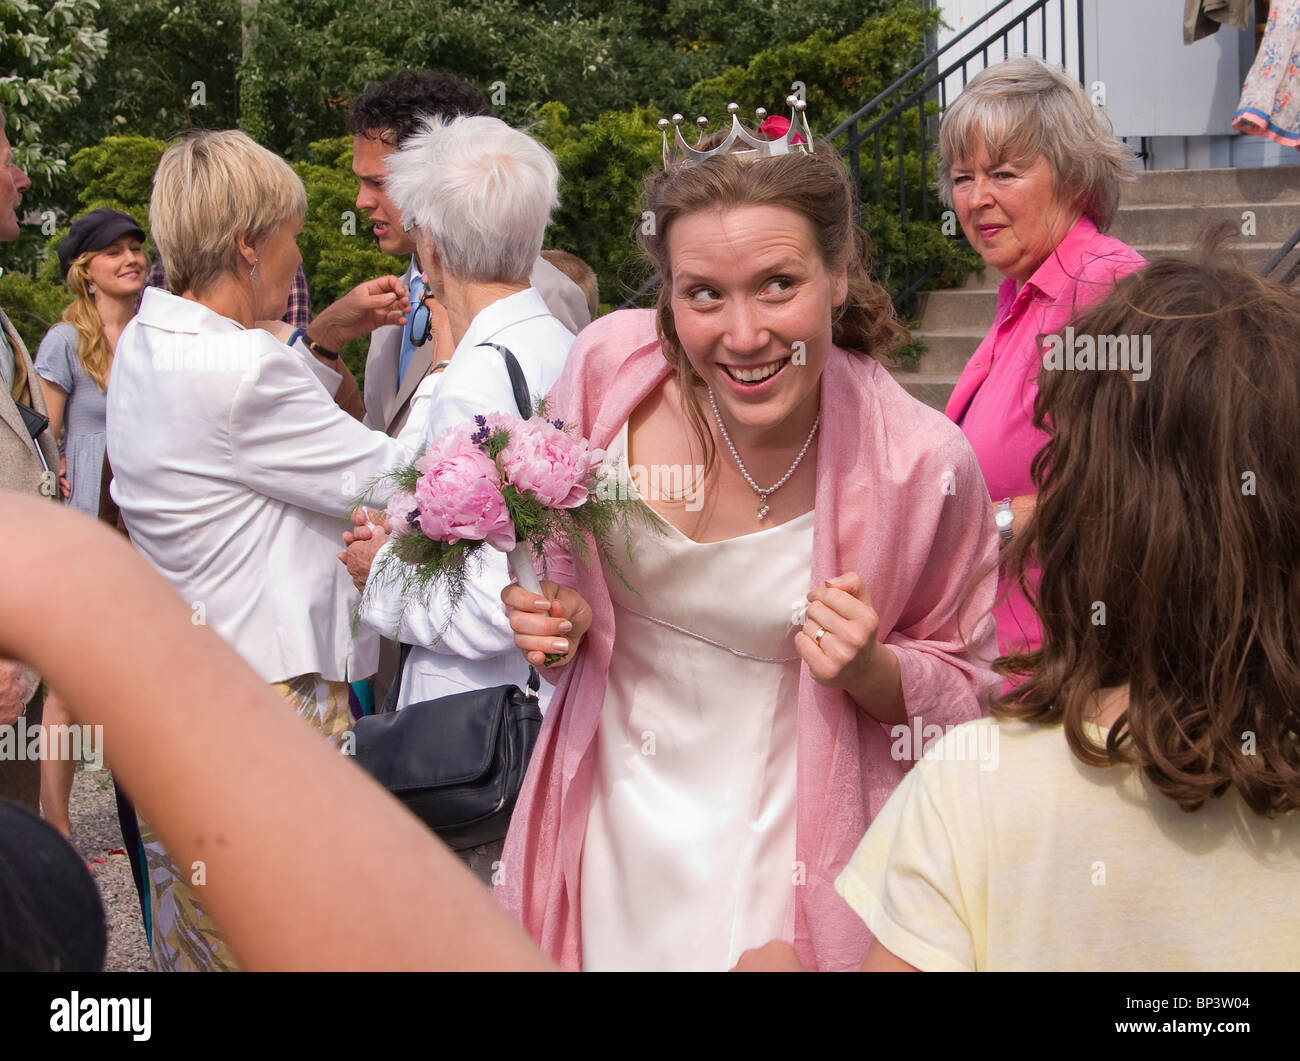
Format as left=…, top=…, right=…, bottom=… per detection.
left=498, top=309, right=1000, bottom=971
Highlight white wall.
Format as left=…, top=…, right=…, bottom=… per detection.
left=932, top=0, right=1289, bottom=168
left=934, top=0, right=1084, bottom=108
left=1088, top=0, right=1240, bottom=138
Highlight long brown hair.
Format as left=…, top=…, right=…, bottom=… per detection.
left=637, top=143, right=908, bottom=474
left=997, top=243, right=1300, bottom=816
left=60, top=252, right=112, bottom=392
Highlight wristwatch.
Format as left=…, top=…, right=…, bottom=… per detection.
left=995, top=498, right=1014, bottom=543
left=304, top=336, right=340, bottom=362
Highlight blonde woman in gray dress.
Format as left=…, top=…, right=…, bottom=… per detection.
left=35, top=208, right=148, bottom=837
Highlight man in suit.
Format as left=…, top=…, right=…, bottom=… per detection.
left=0, top=106, right=62, bottom=810
left=347, top=70, right=591, bottom=439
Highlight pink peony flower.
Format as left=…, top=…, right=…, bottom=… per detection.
left=409, top=429, right=516, bottom=550
left=499, top=418, right=603, bottom=509
left=384, top=489, right=420, bottom=537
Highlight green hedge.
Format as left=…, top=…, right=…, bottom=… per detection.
left=2, top=3, right=977, bottom=375
left=0, top=135, right=407, bottom=385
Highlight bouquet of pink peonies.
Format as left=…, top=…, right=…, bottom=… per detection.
left=364, top=406, right=645, bottom=625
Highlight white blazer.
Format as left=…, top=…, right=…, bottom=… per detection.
left=359, top=287, right=574, bottom=710
left=106, top=287, right=404, bottom=684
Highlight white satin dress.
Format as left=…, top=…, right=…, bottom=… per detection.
left=579, top=422, right=811, bottom=971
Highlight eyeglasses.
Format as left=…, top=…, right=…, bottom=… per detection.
left=408, top=274, right=433, bottom=347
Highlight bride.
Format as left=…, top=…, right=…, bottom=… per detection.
left=500, top=113, right=1001, bottom=971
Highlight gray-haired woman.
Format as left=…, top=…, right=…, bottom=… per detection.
left=938, top=56, right=1145, bottom=661
left=347, top=114, right=575, bottom=882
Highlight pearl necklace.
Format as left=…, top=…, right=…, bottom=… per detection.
left=707, top=387, right=820, bottom=520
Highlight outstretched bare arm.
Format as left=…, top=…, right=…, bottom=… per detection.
left=0, top=491, right=554, bottom=972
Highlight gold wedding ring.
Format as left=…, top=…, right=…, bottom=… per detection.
left=813, top=627, right=827, bottom=648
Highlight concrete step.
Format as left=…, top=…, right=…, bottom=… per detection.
left=923, top=244, right=1288, bottom=375
left=915, top=288, right=998, bottom=330
left=915, top=166, right=1300, bottom=404
left=905, top=329, right=985, bottom=375
left=961, top=267, right=1001, bottom=291
left=892, top=372, right=961, bottom=412
left=1134, top=242, right=1289, bottom=273
left=1108, top=203, right=1299, bottom=248
left=1123, top=166, right=1300, bottom=207
left=958, top=241, right=1287, bottom=290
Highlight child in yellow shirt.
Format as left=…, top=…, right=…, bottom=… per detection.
left=739, top=247, right=1300, bottom=972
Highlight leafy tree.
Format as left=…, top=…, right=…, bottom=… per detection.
left=0, top=268, right=69, bottom=349
left=38, top=0, right=240, bottom=154
left=232, top=0, right=909, bottom=158
left=65, top=135, right=166, bottom=218
left=0, top=0, right=109, bottom=274
left=684, top=3, right=938, bottom=126
left=0, top=0, right=109, bottom=186
left=534, top=102, right=662, bottom=309
left=2, top=1, right=975, bottom=364
left=5, top=0, right=237, bottom=277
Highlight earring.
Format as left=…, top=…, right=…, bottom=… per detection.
left=87, top=282, right=96, bottom=295
left=251, top=258, right=260, bottom=283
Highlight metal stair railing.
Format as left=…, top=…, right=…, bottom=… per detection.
left=829, top=0, right=1086, bottom=309
left=1262, top=223, right=1300, bottom=287
left=618, top=0, right=1087, bottom=311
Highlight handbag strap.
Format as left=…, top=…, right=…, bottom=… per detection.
left=474, top=342, right=533, bottom=419
left=381, top=339, right=538, bottom=712
left=380, top=644, right=409, bottom=714
left=382, top=643, right=540, bottom=712
left=379, top=338, right=533, bottom=712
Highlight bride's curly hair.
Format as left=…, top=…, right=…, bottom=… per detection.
left=996, top=240, right=1300, bottom=816
left=637, top=143, right=907, bottom=474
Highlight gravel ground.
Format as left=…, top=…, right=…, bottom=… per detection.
left=69, top=767, right=151, bottom=972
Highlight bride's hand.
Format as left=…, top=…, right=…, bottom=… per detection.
left=502, top=580, right=592, bottom=667
left=797, top=571, right=904, bottom=725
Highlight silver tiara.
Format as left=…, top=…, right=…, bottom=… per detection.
left=658, top=97, right=813, bottom=167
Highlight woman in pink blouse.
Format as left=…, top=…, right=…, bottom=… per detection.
left=940, top=57, right=1145, bottom=658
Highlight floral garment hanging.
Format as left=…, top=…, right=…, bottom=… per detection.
left=1233, top=0, right=1300, bottom=147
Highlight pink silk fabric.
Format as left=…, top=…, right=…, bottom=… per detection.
left=945, top=217, right=1146, bottom=657
left=498, top=309, right=1001, bottom=971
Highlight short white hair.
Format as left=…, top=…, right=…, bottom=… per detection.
left=385, top=115, right=559, bottom=284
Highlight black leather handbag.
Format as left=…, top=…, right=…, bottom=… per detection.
left=353, top=653, right=542, bottom=850
left=352, top=343, right=543, bottom=850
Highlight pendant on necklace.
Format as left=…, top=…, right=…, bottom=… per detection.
left=757, top=495, right=771, bottom=520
